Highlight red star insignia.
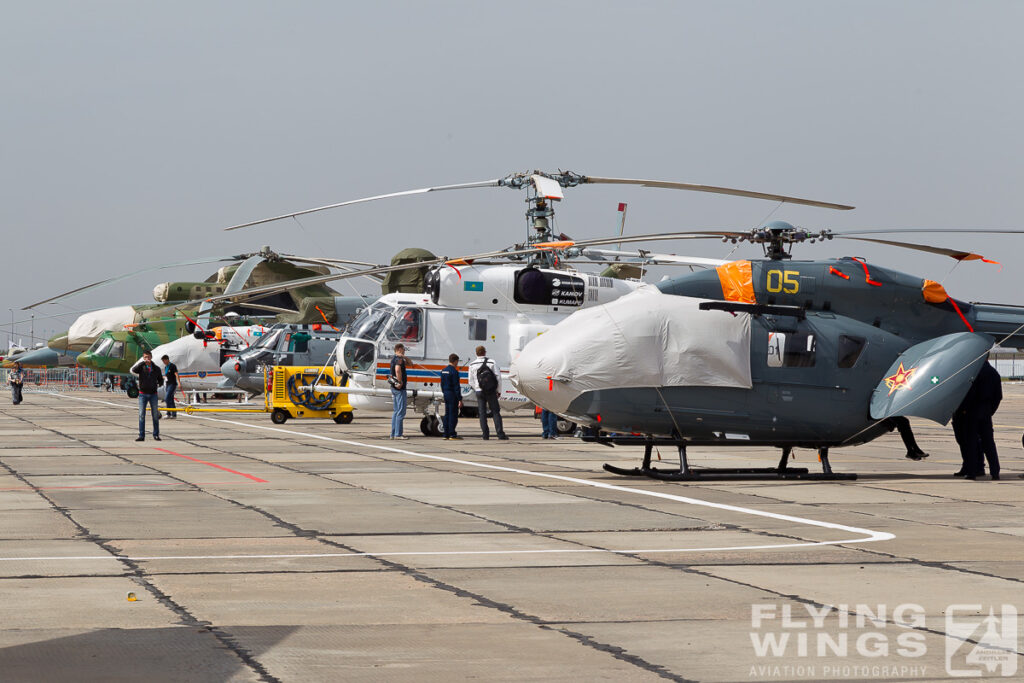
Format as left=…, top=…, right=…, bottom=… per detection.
left=884, top=362, right=916, bottom=396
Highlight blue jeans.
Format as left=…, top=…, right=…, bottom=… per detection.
left=390, top=387, right=407, bottom=437
left=442, top=394, right=460, bottom=437
left=165, top=383, right=177, bottom=411
left=138, top=392, right=160, bottom=438
left=541, top=409, right=558, bottom=437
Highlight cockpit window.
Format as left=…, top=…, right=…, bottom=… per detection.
left=386, top=308, right=422, bottom=342
left=342, top=339, right=376, bottom=373
left=89, top=337, right=113, bottom=356
left=109, top=341, right=125, bottom=359
left=348, top=302, right=393, bottom=341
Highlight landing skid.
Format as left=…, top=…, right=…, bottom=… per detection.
left=598, top=439, right=857, bottom=481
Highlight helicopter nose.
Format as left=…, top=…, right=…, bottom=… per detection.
left=510, top=286, right=754, bottom=417
left=509, top=332, right=581, bottom=415
left=221, top=358, right=240, bottom=383
left=76, top=351, right=94, bottom=369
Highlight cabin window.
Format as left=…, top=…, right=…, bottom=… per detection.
left=386, top=307, right=422, bottom=342
left=766, top=331, right=816, bottom=368
left=469, top=318, right=487, bottom=341
left=837, top=335, right=866, bottom=368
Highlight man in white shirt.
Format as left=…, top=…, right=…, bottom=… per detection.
left=467, top=345, right=508, bottom=440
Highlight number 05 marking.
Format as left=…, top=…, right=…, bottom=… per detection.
left=766, top=269, right=799, bottom=294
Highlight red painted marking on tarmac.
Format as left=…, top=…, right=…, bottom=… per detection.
left=153, top=447, right=268, bottom=483
left=0, top=481, right=254, bottom=492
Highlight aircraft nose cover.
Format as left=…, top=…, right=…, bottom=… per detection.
left=509, top=286, right=753, bottom=414
left=869, top=332, right=993, bottom=424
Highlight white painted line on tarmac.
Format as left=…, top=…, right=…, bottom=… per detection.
left=4, top=393, right=894, bottom=563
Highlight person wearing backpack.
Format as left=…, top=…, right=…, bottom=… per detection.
left=468, top=345, right=508, bottom=440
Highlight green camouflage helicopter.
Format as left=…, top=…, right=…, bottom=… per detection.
left=33, top=247, right=375, bottom=355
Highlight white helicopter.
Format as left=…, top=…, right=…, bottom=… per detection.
left=211, top=170, right=851, bottom=435
left=150, top=322, right=270, bottom=395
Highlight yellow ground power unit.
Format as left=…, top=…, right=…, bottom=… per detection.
left=266, top=366, right=354, bottom=425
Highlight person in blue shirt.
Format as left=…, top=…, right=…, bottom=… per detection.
left=439, top=353, right=463, bottom=440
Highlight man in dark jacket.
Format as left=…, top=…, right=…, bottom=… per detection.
left=131, top=351, right=164, bottom=442
left=954, top=361, right=1003, bottom=479
left=439, top=353, right=462, bottom=440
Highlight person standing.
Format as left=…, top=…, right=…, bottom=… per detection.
left=161, top=354, right=179, bottom=419
left=468, top=346, right=507, bottom=440
left=953, top=361, right=1003, bottom=480
left=889, top=416, right=928, bottom=460
left=131, top=351, right=164, bottom=442
left=8, top=362, right=24, bottom=405
left=541, top=409, right=559, bottom=439
left=969, top=361, right=1003, bottom=479
left=439, top=353, right=462, bottom=440
left=388, top=343, right=408, bottom=440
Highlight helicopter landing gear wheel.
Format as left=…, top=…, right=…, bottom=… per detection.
left=271, top=408, right=289, bottom=425
left=420, top=415, right=442, bottom=436
left=126, top=385, right=139, bottom=399
left=333, top=411, right=353, bottom=425
left=556, top=418, right=575, bottom=435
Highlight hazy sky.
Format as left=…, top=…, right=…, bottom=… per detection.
left=3, top=1, right=1023, bottom=346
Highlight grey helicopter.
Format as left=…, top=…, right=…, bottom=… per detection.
left=510, top=221, right=1024, bottom=480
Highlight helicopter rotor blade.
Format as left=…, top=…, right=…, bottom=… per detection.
left=834, top=236, right=998, bottom=262
left=23, top=256, right=239, bottom=310
left=837, top=229, right=1024, bottom=236
left=197, top=254, right=267, bottom=329
left=193, top=232, right=752, bottom=308
left=223, top=179, right=503, bottom=231
left=579, top=248, right=727, bottom=267
left=580, top=176, right=855, bottom=211
left=281, top=254, right=379, bottom=269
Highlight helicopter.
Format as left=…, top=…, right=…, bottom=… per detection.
left=30, top=247, right=379, bottom=391
left=212, top=170, right=851, bottom=435
left=509, top=221, right=1024, bottom=480
left=27, top=246, right=376, bottom=354
left=218, top=248, right=446, bottom=396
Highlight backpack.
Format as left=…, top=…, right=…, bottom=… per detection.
left=476, top=358, right=499, bottom=394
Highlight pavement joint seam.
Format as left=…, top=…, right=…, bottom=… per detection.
left=55, top=399, right=701, bottom=679
left=0, top=406, right=283, bottom=683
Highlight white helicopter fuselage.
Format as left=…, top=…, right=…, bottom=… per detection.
left=151, top=325, right=269, bottom=392
left=334, top=264, right=640, bottom=414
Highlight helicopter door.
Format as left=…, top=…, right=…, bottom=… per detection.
left=380, top=307, right=425, bottom=359
left=760, top=320, right=822, bottom=404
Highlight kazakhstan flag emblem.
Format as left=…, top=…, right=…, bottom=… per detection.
left=464, top=281, right=484, bottom=292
